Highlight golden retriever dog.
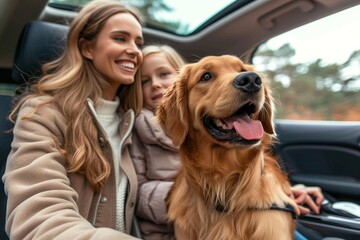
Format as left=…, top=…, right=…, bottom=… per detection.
left=156, top=55, right=297, bottom=240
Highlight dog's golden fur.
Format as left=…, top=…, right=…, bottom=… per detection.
left=157, top=55, right=296, bottom=240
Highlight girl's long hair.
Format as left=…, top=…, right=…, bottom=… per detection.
left=137, top=45, right=186, bottom=82
left=143, top=45, right=186, bottom=69
left=9, top=0, right=143, bottom=191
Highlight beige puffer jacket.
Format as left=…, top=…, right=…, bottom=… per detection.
left=130, top=108, right=180, bottom=240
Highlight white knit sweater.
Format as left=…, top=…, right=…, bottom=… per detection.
left=95, top=97, right=127, bottom=232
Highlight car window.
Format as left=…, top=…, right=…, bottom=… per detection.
left=253, top=5, right=360, bottom=121
left=48, top=0, right=250, bottom=35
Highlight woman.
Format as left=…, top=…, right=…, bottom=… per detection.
left=3, top=0, right=144, bottom=239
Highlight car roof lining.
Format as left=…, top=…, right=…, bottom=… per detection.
left=0, top=0, right=358, bottom=68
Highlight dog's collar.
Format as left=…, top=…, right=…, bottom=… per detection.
left=215, top=203, right=297, bottom=219
left=250, top=203, right=298, bottom=219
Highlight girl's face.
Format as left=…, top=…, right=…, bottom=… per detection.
left=141, top=53, right=177, bottom=111
left=81, top=13, right=144, bottom=100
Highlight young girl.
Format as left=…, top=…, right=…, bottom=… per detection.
left=3, top=1, right=144, bottom=239
left=130, top=45, right=186, bottom=240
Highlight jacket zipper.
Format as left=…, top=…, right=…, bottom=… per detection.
left=86, top=98, right=134, bottom=228
left=86, top=99, right=112, bottom=225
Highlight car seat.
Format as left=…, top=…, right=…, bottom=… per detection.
left=12, top=20, right=68, bottom=90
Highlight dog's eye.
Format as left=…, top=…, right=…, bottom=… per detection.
left=200, top=72, right=212, bottom=82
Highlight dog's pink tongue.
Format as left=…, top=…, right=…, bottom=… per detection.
left=226, top=115, right=264, bottom=140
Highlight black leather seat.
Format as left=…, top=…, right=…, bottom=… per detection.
left=12, top=21, right=68, bottom=85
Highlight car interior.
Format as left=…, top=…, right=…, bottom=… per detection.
left=0, top=0, right=359, bottom=239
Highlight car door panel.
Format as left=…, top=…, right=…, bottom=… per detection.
left=275, top=120, right=360, bottom=201
left=275, top=120, right=360, bottom=239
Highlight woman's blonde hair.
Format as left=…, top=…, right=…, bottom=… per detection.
left=9, top=0, right=143, bottom=191
left=135, top=45, right=186, bottom=98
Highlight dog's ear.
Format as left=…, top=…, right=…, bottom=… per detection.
left=156, top=65, right=191, bottom=146
left=259, top=84, right=275, bottom=135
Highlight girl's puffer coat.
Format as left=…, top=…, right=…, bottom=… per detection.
left=130, top=108, right=180, bottom=240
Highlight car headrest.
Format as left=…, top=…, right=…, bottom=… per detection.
left=12, top=21, right=69, bottom=84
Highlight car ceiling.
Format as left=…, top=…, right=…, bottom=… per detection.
left=0, top=0, right=358, bottom=69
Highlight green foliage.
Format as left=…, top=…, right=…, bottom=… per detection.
left=255, top=44, right=360, bottom=121
left=122, top=0, right=185, bottom=33
left=49, top=0, right=186, bottom=32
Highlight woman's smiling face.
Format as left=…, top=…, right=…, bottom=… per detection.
left=82, top=12, right=144, bottom=100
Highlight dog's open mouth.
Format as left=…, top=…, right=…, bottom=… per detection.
left=203, top=102, right=264, bottom=145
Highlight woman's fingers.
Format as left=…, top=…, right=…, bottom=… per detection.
left=290, top=186, right=323, bottom=215
left=303, top=194, right=320, bottom=214
left=291, top=188, right=307, bottom=204
left=304, top=186, right=324, bottom=206
left=298, top=205, right=310, bottom=215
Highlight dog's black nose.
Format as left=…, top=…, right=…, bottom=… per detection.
left=233, top=72, right=262, bottom=93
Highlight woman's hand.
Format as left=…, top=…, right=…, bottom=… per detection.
left=291, top=184, right=324, bottom=215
